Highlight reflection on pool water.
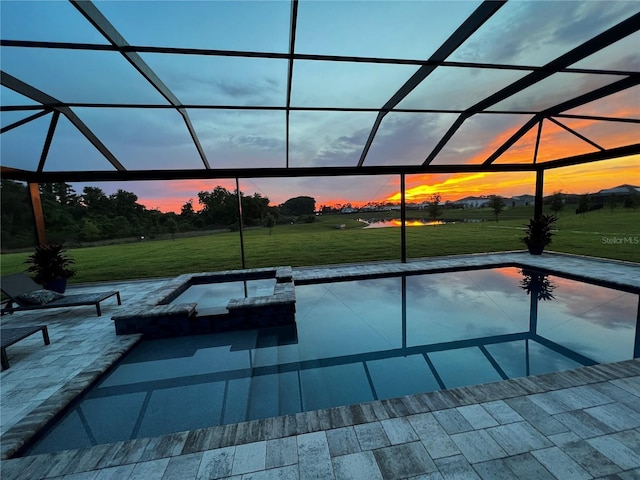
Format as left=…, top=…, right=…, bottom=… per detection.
left=170, top=278, right=276, bottom=312
left=27, top=267, right=639, bottom=454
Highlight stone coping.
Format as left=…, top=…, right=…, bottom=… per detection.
left=111, top=267, right=296, bottom=336
left=2, top=358, right=639, bottom=479
left=293, top=251, right=640, bottom=292
left=112, top=303, right=197, bottom=322
left=0, top=335, right=142, bottom=460
left=153, top=266, right=294, bottom=308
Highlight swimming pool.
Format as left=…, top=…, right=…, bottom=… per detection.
left=26, top=266, right=639, bottom=454
left=170, top=278, right=276, bottom=314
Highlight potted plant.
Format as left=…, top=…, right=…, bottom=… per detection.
left=24, top=243, right=76, bottom=293
left=521, top=214, right=557, bottom=255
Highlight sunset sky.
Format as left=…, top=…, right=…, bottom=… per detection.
left=1, top=1, right=639, bottom=212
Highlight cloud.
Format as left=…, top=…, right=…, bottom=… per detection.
left=212, top=77, right=282, bottom=105
left=288, top=111, right=378, bottom=167
left=315, top=128, right=370, bottom=166
left=228, top=135, right=284, bottom=151
left=171, top=73, right=282, bottom=105
left=453, top=2, right=640, bottom=66
left=365, top=113, right=458, bottom=166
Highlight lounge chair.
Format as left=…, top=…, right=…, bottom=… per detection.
left=1, top=273, right=121, bottom=317
left=1, top=325, right=50, bottom=369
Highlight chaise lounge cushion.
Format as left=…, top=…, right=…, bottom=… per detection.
left=16, top=289, right=64, bottom=306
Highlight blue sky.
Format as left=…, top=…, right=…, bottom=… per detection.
left=1, top=1, right=639, bottom=211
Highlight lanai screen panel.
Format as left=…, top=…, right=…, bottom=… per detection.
left=448, top=1, right=640, bottom=66
left=1, top=0, right=638, bottom=180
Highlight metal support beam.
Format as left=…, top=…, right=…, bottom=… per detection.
left=400, top=174, right=407, bottom=263
left=533, top=120, right=543, bottom=164
left=236, top=178, right=246, bottom=269
left=71, top=0, right=210, bottom=169
left=286, top=0, right=298, bottom=169
left=534, top=170, right=544, bottom=219
left=3, top=38, right=638, bottom=78
left=3, top=142, right=638, bottom=184
left=357, top=1, right=505, bottom=166
left=37, top=111, right=60, bottom=172
left=554, top=113, right=640, bottom=124
left=28, top=183, right=46, bottom=245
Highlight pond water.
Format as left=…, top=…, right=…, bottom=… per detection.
left=361, top=218, right=481, bottom=228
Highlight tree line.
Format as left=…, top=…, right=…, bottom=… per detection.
left=1, top=180, right=316, bottom=250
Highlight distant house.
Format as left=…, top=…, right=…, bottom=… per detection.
left=452, top=196, right=489, bottom=208
left=340, top=206, right=359, bottom=214
left=510, top=194, right=535, bottom=207
left=594, top=184, right=640, bottom=196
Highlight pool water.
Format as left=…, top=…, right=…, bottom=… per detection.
left=27, top=267, right=639, bottom=454
left=170, top=278, right=276, bottom=312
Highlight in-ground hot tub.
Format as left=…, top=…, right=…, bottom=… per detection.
left=112, top=266, right=296, bottom=338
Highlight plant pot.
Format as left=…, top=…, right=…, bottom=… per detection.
left=527, top=245, right=544, bottom=255
left=45, top=278, right=68, bottom=294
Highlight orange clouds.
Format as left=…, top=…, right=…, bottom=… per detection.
left=384, top=156, right=639, bottom=205
left=387, top=173, right=496, bottom=203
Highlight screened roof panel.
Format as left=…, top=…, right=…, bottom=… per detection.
left=488, top=73, right=628, bottom=112
left=395, top=67, right=529, bottom=111
left=295, top=1, right=481, bottom=59
left=1, top=0, right=638, bottom=181
left=432, top=114, right=535, bottom=165
left=559, top=117, right=640, bottom=151
left=492, top=126, right=541, bottom=165
left=0, top=0, right=109, bottom=44
left=1, top=110, right=41, bottom=129
left=290, top=61, right=418, bottom=108
left=1, top=85, right=41, bottom=106
left=289, top=111, right=377, bottom=168
left=0, top=47, right=169, bottom=104
left=535, top=120, right=599, bottom=163
left=0, top=113, right=50, bottom=171
left=570, top=32, right=640, bottom=72
left=74, top=108, right=204, bottom=170
left=140, top=54, right=288, bottom=106
left=366, top=113, right=459, bottom=167
left=449, top=1, right=640, bottom=66
left=187, top=109, right=286, bottom=169
left=43, top=117, right=118, bottom=172
left=564, top=86, right=640, bottom=119
left=94, top=0, right=291, bottom=52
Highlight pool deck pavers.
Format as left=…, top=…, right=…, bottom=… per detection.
left=1, top=251, right=639, bottom=479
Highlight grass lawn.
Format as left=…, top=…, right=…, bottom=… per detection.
left=1, top=207, right=638, bottom=284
